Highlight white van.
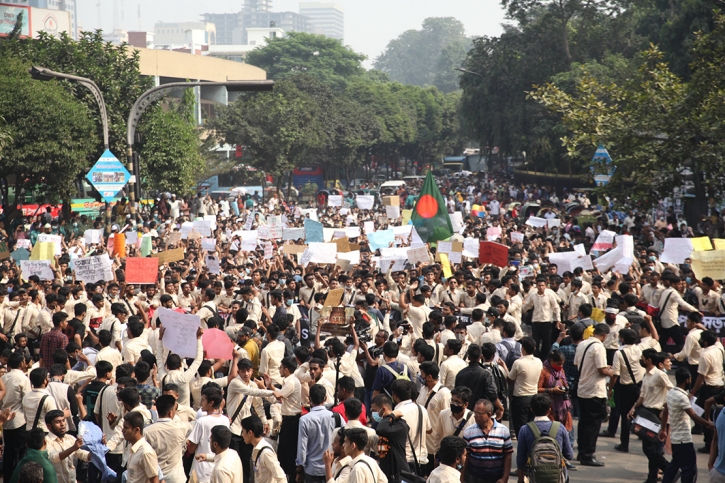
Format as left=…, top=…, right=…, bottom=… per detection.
left=379, top=180, right=406, bottom=196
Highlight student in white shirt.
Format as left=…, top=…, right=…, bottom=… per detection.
left=195, top=426, right=243, bottom=483
left=429, top=435, right=466, bottom=483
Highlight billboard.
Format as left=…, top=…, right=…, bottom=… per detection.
left=31, top=7, right=70, bottom=38
left=0, top=4, right=30, bottom=37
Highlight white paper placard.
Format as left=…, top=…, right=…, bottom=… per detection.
left=158, top=307, right=200, bottom=358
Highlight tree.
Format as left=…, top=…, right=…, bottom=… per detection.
left=0, top=116, right=11, bottom=160
left=0, top=57, right=96, bottom=215
left=137, top=89, right=205, bottom=195
left=374, top=17, right=472, bottom=92
left=245, top=32, right=366, bottom=90
left=209, top=75, right=328, bottom=182
left=500, top=0, right=624, bottom=63
left=529, top=11, right=725, bottom=213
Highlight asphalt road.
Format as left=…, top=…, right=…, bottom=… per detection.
left=510, top=419, right=712, bottom=482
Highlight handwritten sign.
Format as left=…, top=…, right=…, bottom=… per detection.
left=510, top=232, right=524, bottom=243
left=407, top=246, right=429, bottom=265
left=691, top=250, right=725, bottom=280
left=30, top=242, right=55, bottom=261
left=385, top=205, right=401, bottom=220
left=125, top=258, right=159, bottom=284
left=283, top=228, right=305, bottom=241
left=125, top=231, right=138, bottom=245
left=309, top=243, right=337, bottom=264
left=304, top=218, right=324, bottom=243
left=192, top=220, right=212, bottom=237
left=75, top=255, right=114, bottom=283
left=692, top=237, right=713, bottom=252
left=337, top=250, right=360, bottom=265
left=168, top=232, right=182, bottom=245
left=20, top=260, right=54, bottom=281
left=659, top=238, right=694, bottom=264
left=299, top=248, right=313, bottom=268
left=264, top=242, right=274, bottom=259
left=463, top=238, right=480, bottom=258
left=158, top=308, right=200, bottom=358
left=328, top=195, right=343, bottom=207
left=15, top=239, right=31, bottom=250
left=525, top=217, right=547, bottom=228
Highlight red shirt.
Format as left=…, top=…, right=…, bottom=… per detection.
left=331, top=400, right=367, bottom=426
left=39, top=328, right=69, bottom=369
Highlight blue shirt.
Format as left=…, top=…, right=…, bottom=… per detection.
left=463, top=420, right=513, bottom=480
left=715, top=410, right=725, bottom=476
left=372, top=360, right=407, bottom=394
left=516, top=418, right=574, bottom=474
left=296, top=405, right=337, bottom=476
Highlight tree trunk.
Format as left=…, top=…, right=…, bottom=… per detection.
left=562, top=17, right=572, bottom=63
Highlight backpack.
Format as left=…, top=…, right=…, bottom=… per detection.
left=622, top=310, right=644, bottom=327
left=483, top=362, right=508, bottom=406
left=526, top=421, right=566, bottom=483
left=381, top=364, right=410, bottom=396
left=500, top=340, right=521, bottom=370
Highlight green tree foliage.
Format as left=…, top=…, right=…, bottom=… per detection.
left=529, top=14, right=725, bottom=204
left=374, top=18, right=472, bottom=93
left=137, top=89, right=205, bottom=195
left=0, top=57, right=96, bottom=212
left=245, top=32, right=366, bottom=90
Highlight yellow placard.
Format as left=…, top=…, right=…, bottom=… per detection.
left=30, top=242, right=55, bottom=261
left=440, top=253, right=453, bottom=278
left=690, top=250, right=725, bottom=280
left=713, top=239, right=725, bottom=251
left=151, top=247, right=185, bottom=264
left=692, top=237, right=713, bottom=251
left=402, top=210, right=412, bottom=226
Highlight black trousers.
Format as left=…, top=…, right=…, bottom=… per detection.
left=510, top=395, right=534, bottom=439
left=231, top=433, right=254, bottom=483
left=699, top=384, right=724, bottom=449
left=3, top=425, right=27, bottom=483
left=531, top=322, right=553, bottom=359
left=577, top=396, right=607, bottom=460
left=279, top=414, right=301, bottom=482
left=642, top=407, right=668, bottom=482
left=663, top=442, right=697, bottom=483
left=613, top=383, right=639, bottom=449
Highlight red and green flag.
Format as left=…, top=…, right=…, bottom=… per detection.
left=410, top=171, right=453, bottom=243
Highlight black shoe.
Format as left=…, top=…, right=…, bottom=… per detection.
left=576, top=453, right=582, bottom=462
left=698, top=446, right=711, bottom=454
left=565, top=462, right=577, bottom=471
left=580, top=458, right=605, bottom=467
left=614, top=444, right=629, bottom=452
left=599, top=431, right=616, bottom=438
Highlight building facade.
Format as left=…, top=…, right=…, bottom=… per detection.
left=299, top=2, right=343, bottom=40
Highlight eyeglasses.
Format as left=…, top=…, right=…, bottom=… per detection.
left=474, top=411, right=491, bottom=417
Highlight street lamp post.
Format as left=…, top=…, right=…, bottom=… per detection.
left=455, top=67, right=484, bottom=78
left=30, top=66, right=110, bottom=149
left=125, top=80, right=274, bottom=211
left=29, top=66, right=114, bottom=229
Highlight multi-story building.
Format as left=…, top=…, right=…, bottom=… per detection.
left=299, top=2, right=343, bottom=40
left=27, top=0, right=77, bottom=39
left=154, top=21, right=216, bottom=47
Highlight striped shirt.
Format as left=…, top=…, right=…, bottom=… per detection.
left=463, top=420, right=513, bottom=480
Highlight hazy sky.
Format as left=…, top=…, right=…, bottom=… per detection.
left=77, top=0, right=508, bottom=65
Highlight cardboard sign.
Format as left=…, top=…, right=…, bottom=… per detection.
left=125, top=257, right=159, bottom=284
left=333, top=236, right=351, bottom=253
left=0, top=241, right=9, bottom=260
left=383, top=196, right=399, bottom=207
left=283, top=228, right=305, bottom=241
left=479, top=241, right=509, bottom=267
left=407, top=246, right=430, bottom=265
left=205, top=255, right=221, bottom=274
left=324, top=288, right=345, bottom=307
left=335, top=258, right=351, bottom=271
left=283, top=244, right=308, bottom=255
left=152, top=248, right=185, bottom=264
left=168, top=232, right=182, bottom=245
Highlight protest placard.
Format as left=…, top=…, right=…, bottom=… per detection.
left=385, top=205, right=401, bottom=220
left=525, top=217, right=547, bottom=228
left=333, top=237, right=351, bottom=253
left=204, top=215, right=217, bottom=230
left=332, top=230, right=347, bottom=240
left=479, top=242, right=509, bottom=267
left=38, top=234, right=62, bottom=256
left=158, top=308, right=201, bottom=358
left=283, top=244, right=308, bottom=255
left=152, top=248, right=185, bottom=264
left=283, top=228, right=305, bottom=241
left=299, top=248, right=313, bottom=268
left=201, top=238, right=217, bottom=252
left=407, top=246, right=430, bottom=265
left=592, top=230, right=616, bottom=251
left=84, top=229, right=103, bottom=245
left=15, top=239, right=31, bottom=250
left=692, top=237, right=713, bottom=252
left=125, top=232, right=138, bottom=246
left=257, top=226, right=269, bottom=240
left=0, top=241, right=9, bottom=260
left=74, top=255, right=114, bottom=283
left=11, top=249, right=30, bottom=262
left=335, top=258, right=351, bottom=271
left=383, top=196, right=399, bottom=206
left=205, top=255, right=221, bottom=274
left=463, top=238, right=480, bottom=258
left=659, top=238, right=694, bottom=264
left=180, top=222, right=194, bottom=239
left=345, top=227, right=361, bottom=239
left=486, top=227, right=502, bottom=241
left=202, top=328, right=234, bottom=360
left=368, top=229, right=395, bottom=252
left=356, top=196, right=374, bottom=210
left=264, top=242, right=274, bottom=259
left=309, top=243, right=337, bottom=264
left=168, top=232, right=182, bottom=245
left=691, top=250, right=725, bottom=280
left=125, top=258, right=159, bottom=284
left=510, top=232, right=525, bottom=243
left=192, top=220, right=212, bottom=237
left=547, top=218, right=562, bottom=228
left=364, top=221, right=375, bottom=234
left=440, top=253, right=453, bottom=278
left=304, top=218, right=324, bottom=243
left=20, top=260, right=54, bottom=281
left=337, top=250, right=361, bottom=265
left=328, top=195, right=343, bottom=207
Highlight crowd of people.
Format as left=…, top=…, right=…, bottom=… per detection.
left=1, top=171, right=725, bottom=483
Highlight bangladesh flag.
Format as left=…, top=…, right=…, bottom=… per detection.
left=410, top=171, right=453, bottom=243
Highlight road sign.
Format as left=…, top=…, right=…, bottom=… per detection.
left=86, top=149, right=131, bottom=203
